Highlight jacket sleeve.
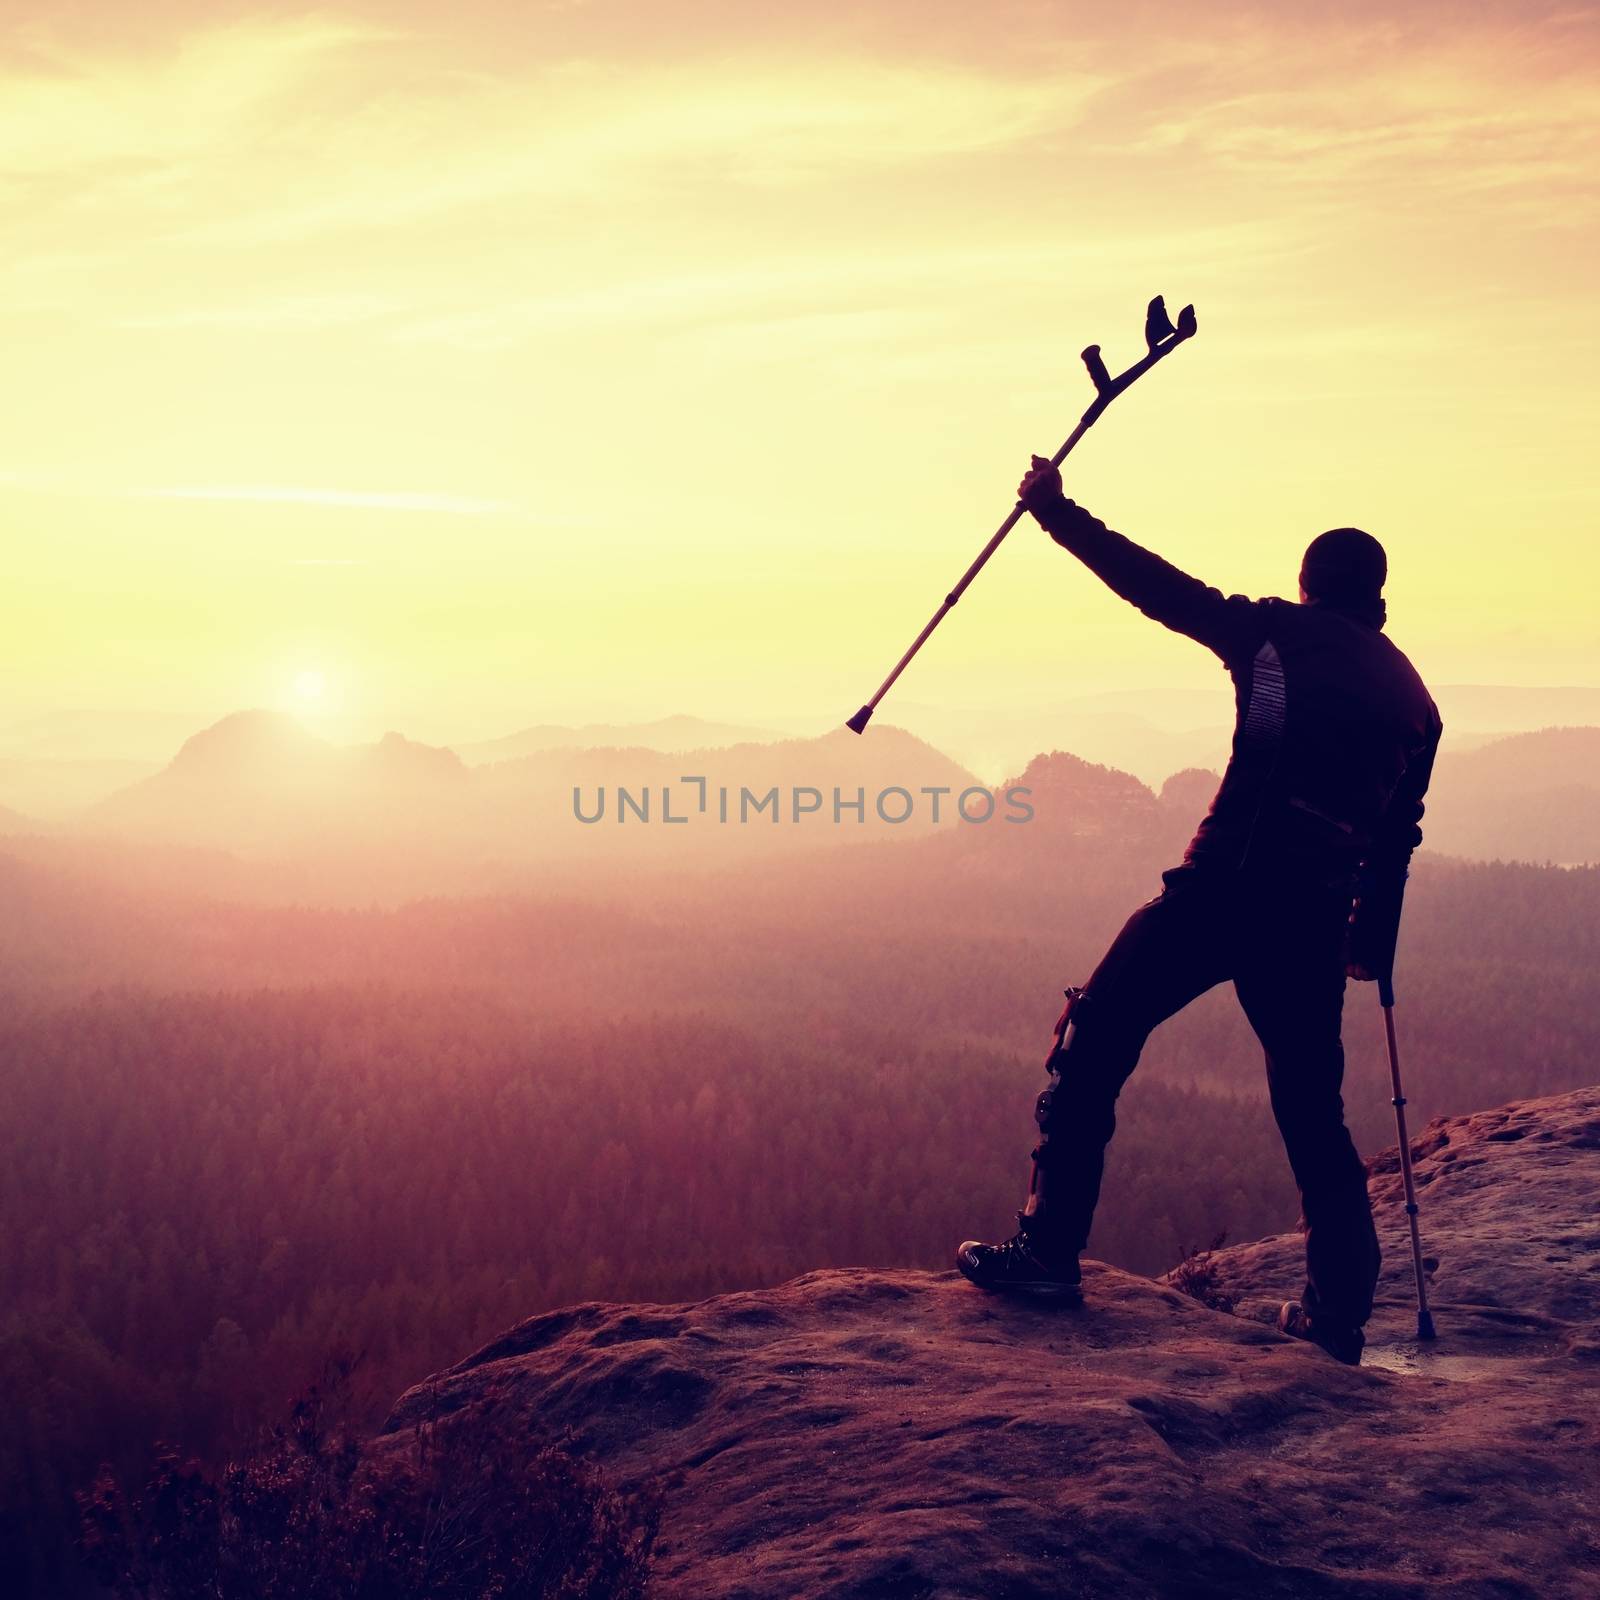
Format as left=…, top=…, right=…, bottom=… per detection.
left=1347, top=710, right=1443, bottom=987
left=1030, top=495, right=1260, bottom=664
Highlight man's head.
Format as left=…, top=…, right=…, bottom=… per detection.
left=1299, top=527, right=1387, bottom=626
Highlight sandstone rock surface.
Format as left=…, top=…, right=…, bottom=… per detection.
left=380, top=1087, right=1600, bottom=1598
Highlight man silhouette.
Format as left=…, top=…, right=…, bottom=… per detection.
left=956, top=456, right=1442, bottom=1366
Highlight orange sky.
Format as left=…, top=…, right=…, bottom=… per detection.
left=4, top=2, right=1597, bottom=747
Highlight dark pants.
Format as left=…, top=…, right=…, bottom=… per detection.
left=1028, top=865, right=1381, bottom=1329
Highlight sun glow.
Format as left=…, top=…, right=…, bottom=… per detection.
left=293, top=669, right=326, bottom=702
left=2, top=5, right=1597, bottom=738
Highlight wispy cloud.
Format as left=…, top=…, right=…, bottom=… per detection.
left=114, top=294, right=400, bottom=332
left=0, top=23, right=1106, bottom=245
left=0, top=18, right=385, bottom=180
left=159, top=55, right=1108, bottom=254
left=0, top=21, right=1120, bottom=349
left=1127, top=21, right=1599, bottom=205
left=136, top=486, right=516, bottom=515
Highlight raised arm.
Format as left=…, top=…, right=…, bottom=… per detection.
left=1018, top=456, right=1257, bottom=663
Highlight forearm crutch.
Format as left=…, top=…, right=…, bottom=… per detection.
left=845, top=294, right=1197, bottom=734
left=1380, top=971, right=1436, bottom=1341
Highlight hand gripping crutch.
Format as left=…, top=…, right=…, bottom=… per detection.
left=1379, top=970, right=1436, bottom=1340
left=845, top=294, right=1197, bottom=734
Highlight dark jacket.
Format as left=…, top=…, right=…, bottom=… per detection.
left=1032, top=496, right=1442, bottom=960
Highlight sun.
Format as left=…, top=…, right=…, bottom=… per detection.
left=293, top=668, right=326, bottom=702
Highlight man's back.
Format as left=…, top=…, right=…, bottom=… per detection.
left=1026, top=495, right=1442, bottom=884
left=1186, top=594, right=1442, bottom=879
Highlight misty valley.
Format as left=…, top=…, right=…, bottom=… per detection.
left=3, top=711, right=1599, bottom=1590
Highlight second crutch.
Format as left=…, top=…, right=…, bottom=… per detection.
left=1380, top=971, right=1437, bottom=1341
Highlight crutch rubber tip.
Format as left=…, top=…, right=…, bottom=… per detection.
left=1417, top=1310, right=1437, bottom=1341
left=845, top=705, right=874, bottom=735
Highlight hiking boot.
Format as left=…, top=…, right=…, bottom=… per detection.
left=956, top=1216, right=1083, bottom=1303
left=1278, top=1300, right=1364, bottom=1366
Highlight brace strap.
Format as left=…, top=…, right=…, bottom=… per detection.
left=1045, top=985, right=1089, bottom=1069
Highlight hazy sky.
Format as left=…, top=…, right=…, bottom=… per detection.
left=4, top=1, right=1597, bottom=743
